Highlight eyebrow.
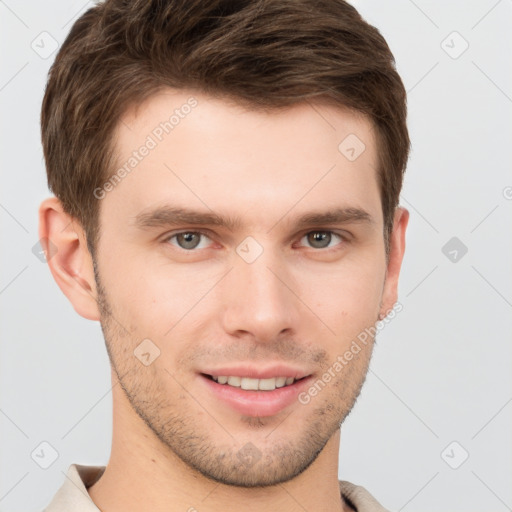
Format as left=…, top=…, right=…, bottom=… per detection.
left=132, top=205, right=375, bottom=232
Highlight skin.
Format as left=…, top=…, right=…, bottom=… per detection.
left=39, top=89, right=408, bottom=512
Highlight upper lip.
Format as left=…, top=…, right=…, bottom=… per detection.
left=199, top=364, right=311, bottom=380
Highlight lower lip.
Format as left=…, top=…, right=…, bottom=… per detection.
left=199, top=374, right=312, bottom=417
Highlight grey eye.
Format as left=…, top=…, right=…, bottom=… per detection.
left=171, top=232, right=206, bottom=250
left=305, top=231, right=335, bottom=249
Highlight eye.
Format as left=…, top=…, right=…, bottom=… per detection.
left=165, top=231, right=213, bottom=250
left=298, top=230, right=345, bottom=250
left=163, top=229, right=347, bottom=252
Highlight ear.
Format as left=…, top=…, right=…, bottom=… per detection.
left=379, top=206, right=409, bottom=319
left=38, top=196, right=100, bottom=321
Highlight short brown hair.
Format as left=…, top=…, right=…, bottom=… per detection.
left=41, top=0, right=409, bottom=259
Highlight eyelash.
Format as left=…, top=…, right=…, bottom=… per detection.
left=163, top=229, right=349, bottom=252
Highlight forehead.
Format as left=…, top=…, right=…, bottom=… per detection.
left=104, top=88, right=382, bottom=230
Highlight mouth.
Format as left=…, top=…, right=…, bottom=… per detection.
left=202, top=374, right=306, bottom=391
left=198, top=370, right=313, bottom=417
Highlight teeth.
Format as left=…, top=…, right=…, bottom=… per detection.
left=241, top=377, right=259, bottom=390
left=227, top=376, right=241, bottom=387
left=275, top=377, right=287, bottom=388
left=211, top=375, right=297, bottom=390
left=258, top=378, right=277, bottom=390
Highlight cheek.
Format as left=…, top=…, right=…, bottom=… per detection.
left=297, top=254, right=386, bottom=333
left=99, top=231, right=386, bottom=344
left=101, top=251, right=224, bottom=342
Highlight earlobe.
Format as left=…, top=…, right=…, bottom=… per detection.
left=379, top=206, right=409, bottom=319
left=38, top=197, right=101, bottom=321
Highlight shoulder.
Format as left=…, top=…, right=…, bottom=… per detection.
left=339, top=480, right=392, bottom=512
left=42, top=464, right=105, bottom=512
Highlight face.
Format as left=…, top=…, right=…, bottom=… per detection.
left=92, top=89, right=401, bottom=487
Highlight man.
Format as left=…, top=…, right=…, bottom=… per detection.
left=39, top=1, right=409, bottom=511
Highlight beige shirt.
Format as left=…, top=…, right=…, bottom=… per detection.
left=43, top=463, right=391, bottom=512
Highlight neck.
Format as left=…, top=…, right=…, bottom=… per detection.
left=88, top=371, right=349, bottom=512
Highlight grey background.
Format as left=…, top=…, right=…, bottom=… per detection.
left=1, top=0, right=511, bottom=510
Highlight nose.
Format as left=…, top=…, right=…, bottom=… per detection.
left=221, top=246, right=301, bottom=343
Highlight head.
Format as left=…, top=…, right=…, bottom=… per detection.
left=39, top=0, right=409, bottom=488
